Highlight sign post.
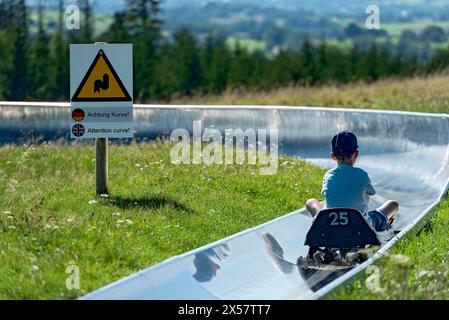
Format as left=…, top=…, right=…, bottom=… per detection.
left=70, top=43, right=133, bottom=195
left=96, top=137, right=108, bottom=195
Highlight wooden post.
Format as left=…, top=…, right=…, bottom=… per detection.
left=96, top=138, right=109, bottom=195
left=94, top=42, right=109, bottom=196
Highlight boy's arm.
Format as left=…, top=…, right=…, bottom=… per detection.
left=366, top=175, right=376, bottom=196
left=321, top=172, right=329, bottom=196
left=365, top=193, right=371, bottom=203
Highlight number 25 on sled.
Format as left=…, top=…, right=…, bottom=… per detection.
left=70, top=43, right=133, bottom=194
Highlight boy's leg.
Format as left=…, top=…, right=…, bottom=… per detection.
left=305, top=199, right=324, bottom=218
left=378, top=200, right=399, bottom=224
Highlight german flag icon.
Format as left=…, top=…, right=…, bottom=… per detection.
left=72, top=109, right=85, bottom=122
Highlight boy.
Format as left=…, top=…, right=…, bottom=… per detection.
left=305, top=131, right=398, bottom=232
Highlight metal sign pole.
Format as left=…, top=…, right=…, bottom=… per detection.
left=96, top=137, right=109, bottom=195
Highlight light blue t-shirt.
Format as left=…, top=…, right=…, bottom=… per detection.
left=321, top=163, right=376, bottom=218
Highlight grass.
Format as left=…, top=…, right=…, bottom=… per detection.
left=382, top=20, right=449, bottom=38
left=226, top=36, right=267, bottom=53
left=173, top=74, right=449, bottom=114
left=334, top=17, right=449, bottom=40
left=0, top=141, right=324, bottom=299
left=29, top=10, right=114, bottom=37
left=176, top=74, right=449, bottom=300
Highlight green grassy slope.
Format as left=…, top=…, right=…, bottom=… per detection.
left=0, top=142, right=324, bottom=299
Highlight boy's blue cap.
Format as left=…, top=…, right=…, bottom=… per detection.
left=332, top=131, right=358, bottom=157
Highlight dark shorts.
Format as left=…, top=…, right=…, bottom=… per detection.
left=368, top=209, right=389, bottom=231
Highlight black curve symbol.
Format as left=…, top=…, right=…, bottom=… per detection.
left=94, top=73, right=110, bottom=93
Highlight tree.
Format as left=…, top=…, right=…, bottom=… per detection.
left=125, top=0, right=162, bottom=101
left=0, top=0, right=14, bottom=29
left=80, top=0, right=94, bottom=42
left=427, top=49, right=449, bottom=72
left=170, top=27, right=202, bottom=95
left=344, top=23, right=365, bottom=38
left=6, top=0, right=29, bottom=100
left=30, top=0, right=50, bottom=100
left=247, top=51, right=268, bottom=89
left=297, top=38, right=318, bottom=85
left=400, top=30, right=419, bottom=42
left=399, top=30, right=419, bottom=57
left=316, top=42, right=329, bottom=83
left=49, top=0, right=69, bottom=101
left=152, top=42, right=176, bottom=99
left=266, top=26, right=287, bottom=49
left=0, top=1, right=14, bottom=98
left=105, top=12, right=129, bottom=43
left=364, top=43, right=381, bottom=81
left=0, top=30, right=13, bottom=99
left=421, top=26, right=446, bottom=43
left=0, top=1, right=5, bottom=28
left=228, top=41, right=254, bottom=88
left=200, top=35, right=230, bottom=94
left=266, top=49, right=294, bottom=88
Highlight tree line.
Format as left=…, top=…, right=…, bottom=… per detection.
left=1, top=0, right=449, bottom=102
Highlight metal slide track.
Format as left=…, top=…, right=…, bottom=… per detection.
left=1, top=102, right=448, bottom=299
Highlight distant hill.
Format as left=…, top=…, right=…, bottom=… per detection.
left=165, top=0, right=449, bottom=18
left=25, top=0, right=124, bottom=14
left=25, top=0, right=449, bottom=17
left=24, top=0, right=449, bottom=60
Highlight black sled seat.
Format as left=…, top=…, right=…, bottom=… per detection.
left=304, top=208, right=380, bottom=258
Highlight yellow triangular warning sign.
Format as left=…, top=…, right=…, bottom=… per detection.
left=71, top=50, right=132, bottom=102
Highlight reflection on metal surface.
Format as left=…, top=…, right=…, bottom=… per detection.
left=296, top=257, right=351, bottom=293
left=262, top=232, right=295, bottom=274
left=193, top=245, right=231, bottom=283
left=1, top=102, right=448, bottom=299
left=262, top=231, right=351, bottom=292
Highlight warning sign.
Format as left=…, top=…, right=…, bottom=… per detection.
left=71, top=50, right=132, bottom=102
left=70, top=44, right=133, bottom=139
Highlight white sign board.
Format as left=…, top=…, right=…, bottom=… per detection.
left=70, top=44, right=133, bottom=139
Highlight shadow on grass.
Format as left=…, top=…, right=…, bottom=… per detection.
left=107, top=196, right=195, bottom=214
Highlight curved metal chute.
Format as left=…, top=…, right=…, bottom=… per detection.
left=1, top=102, right=448, bottom=299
